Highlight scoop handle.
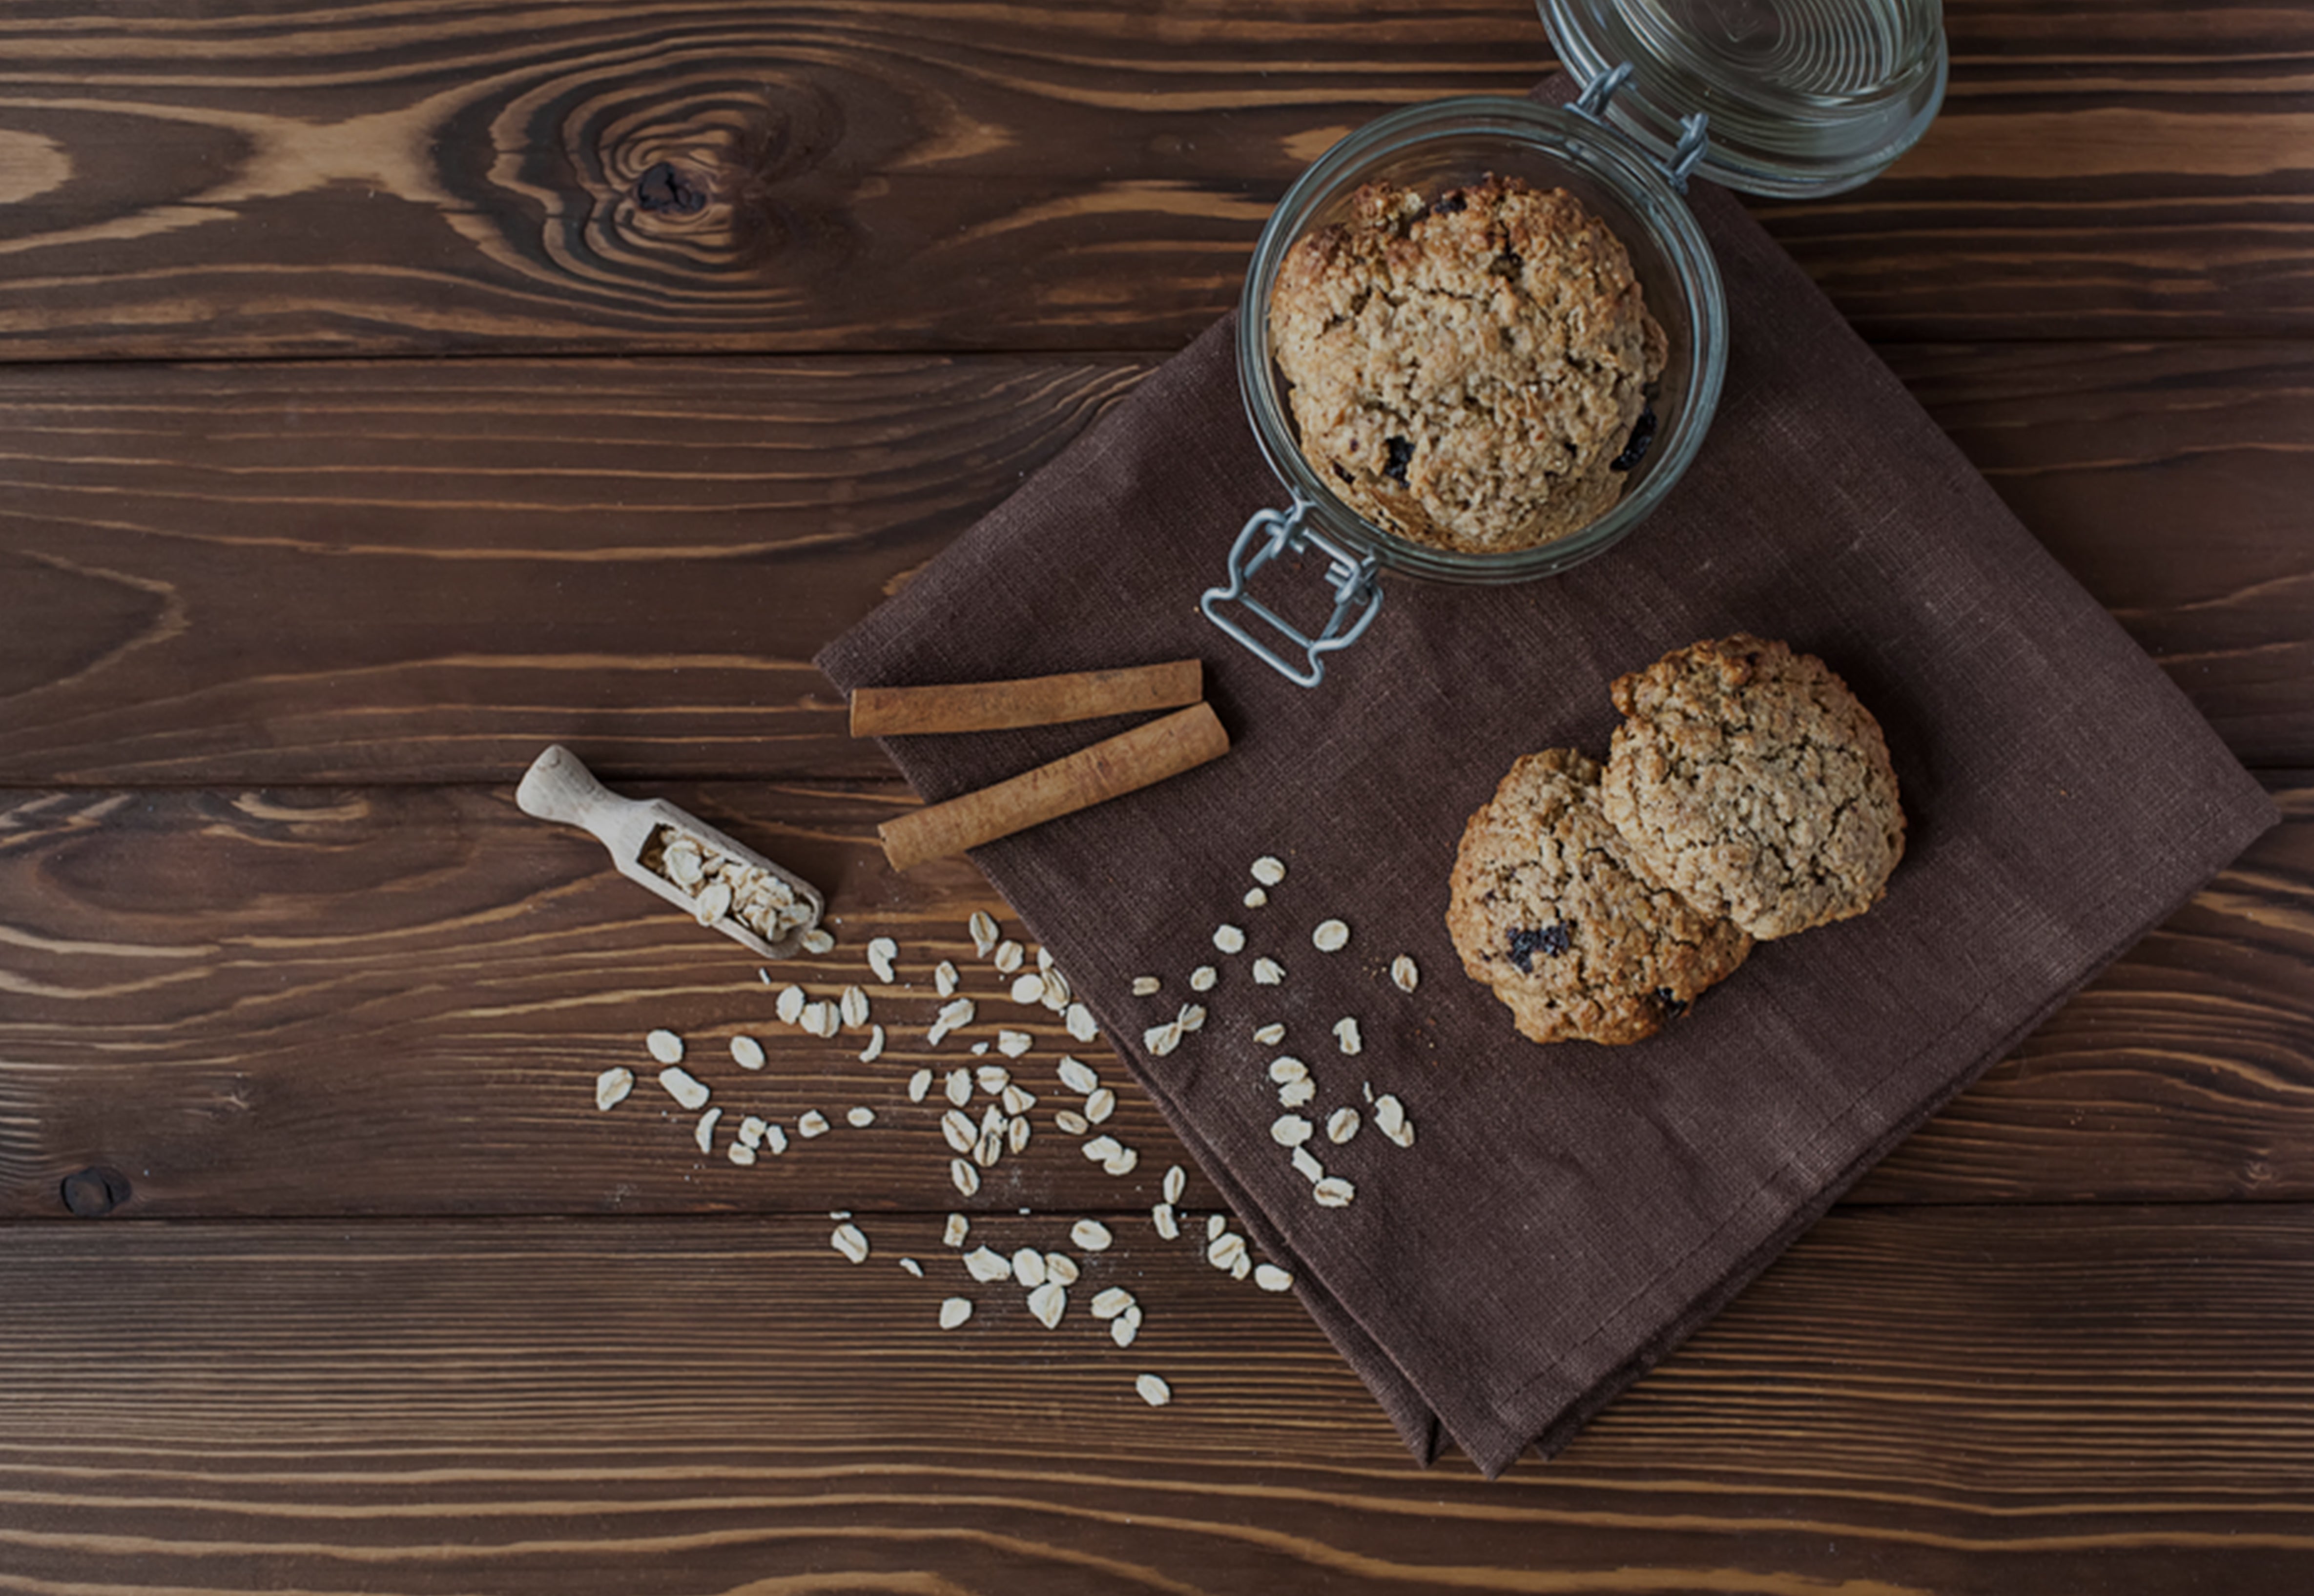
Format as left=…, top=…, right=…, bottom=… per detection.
left=517, top=745, right=645, bottom=837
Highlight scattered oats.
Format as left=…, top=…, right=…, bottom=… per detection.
left=935, top=960, right=960, bottom=998
left=1178, top=1002, right=1207, bottom=1034
left=945, top=1067, right=972, bottom=1109
left=968, top=912, right=999, bottom=957
left=939, top=1296, right=974, bottom=1330
left=1045, top=1252, right=1080, bottom=1286
left=1255, top=1263, right=1294, bottom=1292
left=1009, top=972, right=1047, bottom=1006
left=730, top=1034, right=766, bottom=1070
left=1334, top=1016, right=1364, bottom=1056
left=980, top=1100, right=1008, bottom=1140
left=735, top=1115, right=766, bottom=1150
left=776, top=985, right=806, bottom=1026
left=1065, top=1002, right=1098, bottom=1042
left=993, top=939, right=1024, bottom=974
left=1143, top=1020, right=1182, bottom=1057
left=1252, top=856, right=1286, bottom=887
left=1363, top=1079, right=1375, bottom=1103
left=1253, top=957, right=1286, bottom=986
left=1135, top=1372, right=1172, bottom=1407
left=759, top=968, right=772, bottom=985
left=1072, top=1219, right=1114, bottom=1253
left=997, top=1029, right=1033, bottom=1059
left=1132, top=975, right=1162, bottom=996
left=595, top=1067, right=635, bottom=1112
left=867, top=937, right=899, bottom=983
left=763, top=1123, right=789, bottom=1156
left=1271, top=1114, right=1314, bottom=1148
left=1001, top=1083, right=1037, bottom=1115
left=1111, top=1306, right=1142, bottom=1348
left=1083, top=1134, right=1123, bottom=1164
left=1206, top=1213, right=1228, bottom=1243
left=1278, top=1078, right=1317, bottom=1109
left=859, top=1025, right=886, bottom=1064
left=899, top=1256, right=924, bottom=1279
left=830, top=1209, right=850, bottom=1220
left=800, top=927, right=836, bottom=955
left=797, top=1109, right=830, bottom=1138
left=944, top=1213, right=971, bottom=1248
left=1058, top=1057, right=1100, bottom=1094
left=1102, top=1147, right=1138, bottom=1178
left=1091, top=1285, right=1136, bottom=1320
left=1312, top=919, right=1350, bottom=953
left=971, top=1040, right=989, bottom=1056
left=798, top=1000, right=830, bottom=1037
left=1085, top=1086, right=1116, bottom=1125
left=1189, top=965, right=1218, bottom=993
left=1012, top=1247, right=1048, bottom=1289
left=831, top=1223, right=869, bottom=1264
left=1243, top=886, right=1268, bottom=909
left=1053, top=1109, right=1090, bottom=1136
left=1008, top=1116, right=1032, bottom=1156
left=840, top=986, right=871, bottom=1029
left=1231, top=1252, right=1252, bottom=1281
left=1327, top=1106, right=1361, bottom=1144
left=1291, top=1145, right=1326, bottom=1182
left=1027, top=1280, right=1068, bottom=1329
left=972, top=1127, right=1003, bottom=1169
left=1207, top=1231, right=1248, bottom=1272
left=657, top=1067, right=710, bottom=1111
left=1039, top=972, right=1071, bottom=1013
left=1253, top=1025, right=1287, bottom=1052
left=927, top=997, right=975, bottom=1046
left=646, top=1029, right=685, bottom=1065
left=1213, top=924, right=1247, bottom=954
left=692, top=880, right=733, bottom=926
left=1313, top=1176, right=1356, bottom=1207
left=693, top=1106, right=723, bottom=1154
left=1163, top=1165, right=1186, bottom=1204
left=1152, top=1202, right=1180, bottom=1241
left=1374, top=1093, right=1409, bottom=1141
left=950, top=1157, right=981, bottom=1197
left=1268, top=1056, right=1310, bottom=1085
left=727, top=1142, right=757, bottom=1166
left=1391, top=954, right=1420, bottom=993
left=847, top=1106, right=875, bottom=1128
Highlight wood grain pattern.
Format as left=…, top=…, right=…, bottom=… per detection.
left=0, top=0, right=2305, bottom=360
left=1, top=1206, right=2310, bottom=1593
left=4, top=776, right=2307, bottom=1220
left=3, top=343, right=2310, bottom=787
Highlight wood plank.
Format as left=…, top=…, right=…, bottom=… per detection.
left=3, top=343, right=2311, bottom=788
left=4, top=776, right=2308, bottom=1220
left=0, top=0, right=2306, bottom=359
left=0, top=1205, right=2309, bottom=1593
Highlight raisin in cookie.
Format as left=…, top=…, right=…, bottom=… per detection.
left=1447, top=748, right=1752, bottom=1045
left=1601, top=635, right=1906, bottom=940
left=1268, top=175, right=1667, bottom=554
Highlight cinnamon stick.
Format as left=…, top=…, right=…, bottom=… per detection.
left=849, top=659, right=1202, bottom=737
left=878, top=703, right=1229, bottom=871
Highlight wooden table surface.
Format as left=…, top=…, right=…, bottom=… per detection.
left=3, top=2, right=2310, bottom=1591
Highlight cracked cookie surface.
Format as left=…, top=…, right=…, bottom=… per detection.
left=1446, top=748, right=1752, bottom=1045
left=1268, top=175, right=1667, bottom=554
left=1601, top=635, right=1906, bottom=939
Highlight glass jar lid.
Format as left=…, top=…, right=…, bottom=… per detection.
left=1539, top=0, right=1947, bottom=198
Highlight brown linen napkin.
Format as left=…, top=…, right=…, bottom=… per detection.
left=816, top=94, right=2278, bottom=1476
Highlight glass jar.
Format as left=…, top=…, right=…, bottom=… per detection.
left=1202, top=0, right=1947, bottom=686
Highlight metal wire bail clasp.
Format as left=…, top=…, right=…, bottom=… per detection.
left=1571, top=61, right=1711, bottom=194
left=1199, top=494, right=1384, bottom=688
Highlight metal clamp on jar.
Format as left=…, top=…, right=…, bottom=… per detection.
left=1202, top=0, right=1947, bottom=687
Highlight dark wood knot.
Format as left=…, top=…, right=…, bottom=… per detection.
left=634, top=161, right=709, bottom=215
left=61, top=1165, right=132, bottom=1218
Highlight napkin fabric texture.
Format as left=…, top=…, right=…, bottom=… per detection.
left=816, top=90, right=2277, bottom=1475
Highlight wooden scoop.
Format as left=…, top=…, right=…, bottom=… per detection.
left=515, top=744, right=824, bottom=960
